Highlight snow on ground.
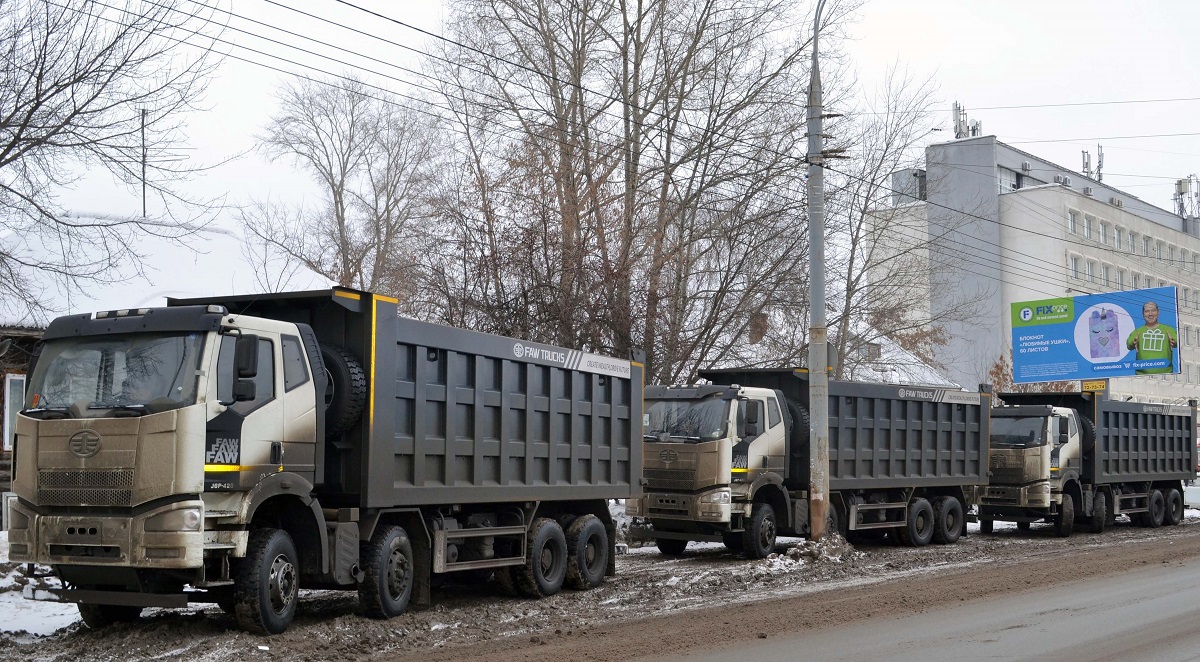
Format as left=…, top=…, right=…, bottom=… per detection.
left=0, top=497, right=1196, bottom=644
left=0, top=532, right=79, bottom=638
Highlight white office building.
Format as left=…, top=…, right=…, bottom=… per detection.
left=880, top=135, right=1200, bottom=403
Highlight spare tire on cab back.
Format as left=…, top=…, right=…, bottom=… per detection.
left=320, top=344, right=367, bottom=435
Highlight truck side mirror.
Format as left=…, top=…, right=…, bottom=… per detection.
left=232, top=379, right=257, bottom=402
left=745, top=402, right=761, bottom=437
left=235, top=335, right=260, bottom=378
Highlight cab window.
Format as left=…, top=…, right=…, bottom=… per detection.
left=281, top=335, right=310, bottom=392
left=766, top=397, right=782, bottom=428
left=218, top=336, right=275, bottom=414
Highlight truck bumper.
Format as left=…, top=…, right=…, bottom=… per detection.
left=6, top=497, right=206, bottom=569
left=629, top=490, right=736, bottom=523
left=979, top=482, right=1052, bottom=510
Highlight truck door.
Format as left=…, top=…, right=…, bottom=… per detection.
left=280, top=334, right=317, bottom=483
left=207, top=334, right=285, bottom=491
left=736, top=395, right=787, bottom=477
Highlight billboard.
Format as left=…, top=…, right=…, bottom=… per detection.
left=1011, top=286, right=1179, bottom=383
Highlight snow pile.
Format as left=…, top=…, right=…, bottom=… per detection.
left=761, top=536, right=861, bottom=574
left=0, top=532, right=80, bottom=638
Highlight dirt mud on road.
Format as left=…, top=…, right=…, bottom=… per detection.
left=3, top=516, right=1200, bottom=662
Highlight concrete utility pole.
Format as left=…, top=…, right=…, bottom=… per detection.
left=806, top=0, right=829, bottom=541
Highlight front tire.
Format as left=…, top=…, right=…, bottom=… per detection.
left=359, top=525, right=414, bottom=619
left=1054, top=494, right=1075, bottom=537
left=1089, top=491, right=1108, bottom=534
left=742, top=503, right=777, bottom=559
left=234, top=528, right=300, bottom=635
left=78, top=603, right=142, bottom=629
left=513, top=518, right=568, bottom=597
left=565, top=515, right=608, bottom=590
left=655, top=537, right=688, bottom=556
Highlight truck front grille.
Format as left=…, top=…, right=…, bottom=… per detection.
left=989, top=467, right=1026, bottom=484
left=644, top=468, right=696, bottom=490
left=38, top=470, right=134, bottom=507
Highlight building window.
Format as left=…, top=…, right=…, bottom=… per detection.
left=1070, top=256, right=1081, bottom=280
left=1087, top=261, right=1096, bottom=283
left=1102, top=265, right=1112, bottom=288
left=1085, top=216, right=1094, bottom=239
left=1133, top=273, right=1141, bottom=288
left=1068, top=210, right=1079, bottom=234
left=1118, top=269, right=1126, bottom=289
left=1143, top=236, right=1152, bottom=256
left=1185, top=289, right=1191, bottom=308
left=1099, top=223, right=1108, bottom=245
left=1157, top=241, right=1165, bottom=259
left=1182, top=249, right=1189, bottom=270
left=998, top=167, right=1018, bottom=193
left=1115, top=227, right=1124, bottom=251
left=1169, top=245, right=1177, bottom=265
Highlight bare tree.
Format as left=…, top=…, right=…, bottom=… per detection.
left=0, top=0, right=222, bottom=321
left=823, top=64, right=991, bottom=381
left=240, top=77, right=438, bottom=303
left=426, top=0, right=861, bottom=383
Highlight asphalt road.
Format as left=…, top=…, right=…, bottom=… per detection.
left=685, top=556, right=1200, bottom=661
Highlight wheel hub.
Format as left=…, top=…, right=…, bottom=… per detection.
left=386, top=545, right=411, bottom=599
left=268, top=554, right=297, bottom=612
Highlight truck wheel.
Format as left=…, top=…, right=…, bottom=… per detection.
left=932, top=497, right=963, bottom=544
left=1165, top=488, right=1184, bottom=526
left=78, top=603, right=142, bottom=629
left=1053, top=494, right=1075, bottom=537
left=1088, top=491, right=1108, bottom=533
left=234, top=528, right=300, bottom=635
left=359, top=525, right=414, bottom=619
left=321, top=344, right=367, bottom=435
left=1147, top=490, right=1166, bottom=528
left=979, top=518, right=993, bottom=534
left=898, top=498, right=934, bottom=547
left=742, top=503, right=777, bottom=559
left=656, top=538, right=688, bottom=556
left=565, top=515, right=608, bottom=590
left=721, top=532, right=744, bottom=553
left=514, top=518, right=568, bottom=597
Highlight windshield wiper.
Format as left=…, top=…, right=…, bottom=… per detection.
left=88, top=403, right=148, bottom=416
left=22, top=406, right=69, bottom=420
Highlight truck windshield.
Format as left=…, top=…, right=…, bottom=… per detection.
left=24, top=333, right=206, bottom=415
left=644, top=397, right=730, bottom=442
left=990, top=417, right=1047, bottom=448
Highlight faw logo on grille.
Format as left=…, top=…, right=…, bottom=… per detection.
left=659, top=449, right=678, bottom=463
left=69, top=430, right=102, bottom=458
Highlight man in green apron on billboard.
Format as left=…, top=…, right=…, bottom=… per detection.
left=1126, top=300, right=1177, bottom=374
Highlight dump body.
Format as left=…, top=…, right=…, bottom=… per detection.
left=630, top=368, right=988, bottom=556
left=9, top=288, right=641, bottom=634
left=981, top=390, right=1196, bottom=534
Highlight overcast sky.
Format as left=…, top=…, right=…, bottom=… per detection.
left=41, top=0, right=1200, bottom=318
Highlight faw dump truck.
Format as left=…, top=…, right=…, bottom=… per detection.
left=6, top=288, right=641, bottom=634
left=980, top=386, right=1196, bottom=536
left=626, top=368, right=989, bottom=557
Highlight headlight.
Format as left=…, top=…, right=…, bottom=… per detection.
left=701, top=490, right=731, bottom=504
left=145, top=508, right=202, bottom=532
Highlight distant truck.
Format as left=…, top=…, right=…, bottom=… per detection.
left=981, top=389, right=1196, bottom=536
left=626, top=368, right=989, bottom=557
left=6, top=288, right=641, bottom=634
